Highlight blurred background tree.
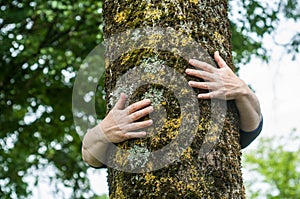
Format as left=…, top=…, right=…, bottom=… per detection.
left=243, top=131, right=300, bottom=199
left=0, top=0, right=299, bottom=198
left=0, top=0, right=105, bottom=198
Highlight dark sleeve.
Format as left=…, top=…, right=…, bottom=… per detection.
left=88, top=164, right=107, bottom=169
left=239, top=117, right=263, bottom=149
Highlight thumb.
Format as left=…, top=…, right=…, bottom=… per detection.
left=113, top=93, right=127, bottom=110
left=214, top=51, right=227, bottom=68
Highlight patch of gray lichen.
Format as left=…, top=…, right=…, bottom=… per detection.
left=128, top=145, right=151, bottom=169
left=142, top=87, right=165, bottom=107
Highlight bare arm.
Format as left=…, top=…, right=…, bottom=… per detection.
left=82, top=124, right=109, bottom=168
left=81, top=93, right=153, bottom=167
left=234, top=82, right=261, bottom=132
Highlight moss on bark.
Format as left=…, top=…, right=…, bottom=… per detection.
left=103, top=0, right=245, bottom=198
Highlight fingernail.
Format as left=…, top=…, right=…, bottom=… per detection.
left=185, top=69, right=191, bottom=73
left=149, top=106, right=154, bottom=112
left=189, top=59, right=194, bottom=64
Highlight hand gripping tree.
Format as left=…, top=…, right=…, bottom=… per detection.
left=103, top=0, right=244, bottom=198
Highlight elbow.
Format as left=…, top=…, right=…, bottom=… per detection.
left=81, top=146, right=89, bottom=163
left=81, top=145, right=103, bottom=168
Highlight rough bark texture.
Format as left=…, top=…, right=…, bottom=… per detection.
left=103, top=0, right=245, bottom=198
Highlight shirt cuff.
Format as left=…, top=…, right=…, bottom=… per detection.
left=239, top=116, right=263, bottom=149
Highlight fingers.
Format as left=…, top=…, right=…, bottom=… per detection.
left=214, top=51, right=227, bottom=68
left=123, top=131, right=147, bottom=140
left=197, top=92, right=211, bottom=99
left=188, top=81, right=218, bottom=90
left=187, top=51, right=228, bottom=75
left=108, top=97, right=154, bottom=142
left=188, top=59, right=216, bottom=73
left=197, top=91, right=226, bottom=100
left=123, top=119, right=153, bottom=132
left=185, top=69, right=216, bottom=81
left=114, top=93, right=127, bottom=110
left=185, top=51, right=230, bottom=100
left=186, top=57, right=218, bottom=81
left=126, top=98, right=151, bottom=114
left=118, top=119, right=153, bottom=141
left=129, top=106, right=154, bottom=121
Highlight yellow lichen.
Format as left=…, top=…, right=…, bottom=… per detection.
left=175, top=180, right=184, bottom=192
left=155, top=180, right=161, bottom=192
left=180, top=36, right=193, bottom=46
left=198, top=123, right=205, bottom=131
left=121, top=53, right=131, bottom=65
left=145, top=9, right=163, bottom=21
left=213, top=31, right=225, bottom=43
left=146, top=161, right=153, bottom=171
left=143, top=172, right=156, bottom=185
left=163, top=116, right=182, bottom=140
left=150, top=116, right=182, bottom=147
left=113, top=183, right=125, bottom=199
left=142, top=73, right=156, bottom=81
left=114, top=148, right=128, bottom=167
left=105, top=58, right=110, bottom=69
left=160, top=177, right=168, bottom=183
left=148, top=33, right=163, bottom=44
left=178, top=14, right=186, bottom=20
left=189, top=0, right=198, bottom=5
left=211, top=17, right=218, bottom=23
left=187, top=183, right=195, bottom=192
left=114, top=11, right=127, bottom=23
left=182, top=146, right=192, bottom=160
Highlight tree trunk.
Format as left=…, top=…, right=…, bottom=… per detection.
left=103, top=0, right=244, bottom=198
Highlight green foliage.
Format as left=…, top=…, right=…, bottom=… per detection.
left=229, top=0, right=300, bottom=67
left=91, top=194, right=109, bottom=199
left=243, top=132, right=300, bottom=198
left=0, top=0, right=104, bottom=198
left=0, top=0, right=299, bottom=198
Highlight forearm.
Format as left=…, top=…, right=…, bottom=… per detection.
left=82, top=124, right=108, bottom=168
left=235, top=82, right=262, bottom=132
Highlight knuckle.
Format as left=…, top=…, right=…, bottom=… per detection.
left=205, top=83, right=209, bottom=89
left=130, top=112, right=138, bottom=121
left=130, top=123, right=138, bottom=130
left=197, top=70, right=202, bottom=76
left=119, top=123, right=129, bottom=132
left=128, top=104, right=137, bottom=113
left=123, top=123, right=132, bottom=131
left=121, top=132, right=129, bottom=140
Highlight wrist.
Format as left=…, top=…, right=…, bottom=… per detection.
left=235, top=80, right=251, bottom=103
left=97, top=123, right=110, bottom=143
left=83, top=123, right=109, bottom=149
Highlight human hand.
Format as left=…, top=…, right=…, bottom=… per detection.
left=185, top=51, right=248, bottom=100
left=98, top=93, right=153, bottom=143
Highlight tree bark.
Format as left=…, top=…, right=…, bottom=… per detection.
left=103, top=0, right=244, bottom=198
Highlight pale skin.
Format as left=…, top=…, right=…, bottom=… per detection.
left=82, top=94, right=154, bottom=167
left=82, top=51, right=262, bottom=167
left=186, top=51, right=261, bottom=131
